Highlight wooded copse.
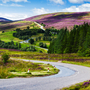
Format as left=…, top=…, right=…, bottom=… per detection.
left=13, top=27, right=45, bottom=40
left=48, top=22, right=90, bottom=57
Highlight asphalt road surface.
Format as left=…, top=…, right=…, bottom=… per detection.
left=0, top=60, right=90, bottom=90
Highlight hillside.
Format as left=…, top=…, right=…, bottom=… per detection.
left=24, top=12, right=90, bottom=30
left=0, top=17, right=12, bottom=22
left=0, top=21, right=39, bottom=31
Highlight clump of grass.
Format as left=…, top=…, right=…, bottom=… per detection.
left=0, top=66, right=9, bottom=78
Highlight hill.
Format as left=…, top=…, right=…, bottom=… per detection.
left=0, top=17, right=12, bottom=22
left=24, top=12, right=90, bottom=30
left=0, top=21, right=39, bottom=31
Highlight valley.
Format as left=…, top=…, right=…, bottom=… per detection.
left=1, top=11, right=90, bottom=90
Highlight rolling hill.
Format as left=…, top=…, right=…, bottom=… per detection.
left=0, top=20, right=39, bottom=31
left=1, top=12, right=90, bottom=31
left=24, top=12, right=90, bottom=30
left=0, top=17, right=12, bottom=22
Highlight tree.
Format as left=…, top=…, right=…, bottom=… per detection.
left=27, top=26, right=30, bottom=30
left=38, top=36, right=41, bottom=41
left=43, top=37, right=45, bottom=41
left=19, top=43, right=21, bottom=48
left=43, top=43, right=47, bottom=48
left=11, top=41, right=14, bottom=45
left=39, top=42, right=43, bottom=47
left=35, top=38, right=38, bottom=41
left=29, top=38, right=34, bottom=44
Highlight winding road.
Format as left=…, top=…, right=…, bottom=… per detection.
left=34, top=22, right=45, bottom=31
left=0, top=60, right=90, bottom=90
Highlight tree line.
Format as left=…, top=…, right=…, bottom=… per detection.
left=0, top=40, right=21, bottom=49
left=13, top=27, right=59, bottom=41
left=48, top=22, right=90, bottom=57
left=0, top=40, right=36, bottom=52
left=13, top=27, right=45, bottom=40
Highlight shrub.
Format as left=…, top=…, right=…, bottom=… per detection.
left=2, top=53, right=10, bottom=64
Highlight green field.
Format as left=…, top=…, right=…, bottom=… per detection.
left=0, top=31, right=23, bottom=42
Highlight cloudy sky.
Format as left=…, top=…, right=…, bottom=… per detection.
left=0, top=0, right=90, bottom=20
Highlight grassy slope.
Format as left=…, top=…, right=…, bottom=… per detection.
left=0, top=21, right=38, bottom=31
left=0, top=31, right=23, bottom=42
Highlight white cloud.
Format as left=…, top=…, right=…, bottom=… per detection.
left=0, top=3, right=8, bottom=6
left=2, top=0, right=28, bottom=3
left=0, top=3, right=23, bottom=7
left=10, top=3, right=23, bottom=7
left=0, top=4, right=3, bottom=5
left=1, top=3, right=90, bottom=21
left=49, top=0, right=64, bottom=4
left=32, top=8, right=50, bottom=15
left=69, top=0, right=90, bottom=3
left=0, top=8, right=50, bottom=20
left=0, top=13, right=28, bottom=20
left=61, top=3, right=90, bottom=12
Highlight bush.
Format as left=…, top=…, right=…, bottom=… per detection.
left=2, top=53, right=10, bottom=64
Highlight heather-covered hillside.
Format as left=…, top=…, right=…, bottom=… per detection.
left=24, top=12, right=90, bottom=30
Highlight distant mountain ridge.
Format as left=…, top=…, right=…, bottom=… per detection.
left=0, top=17, right=12, bottom=22
left=24, top=12, right=90, bottom=30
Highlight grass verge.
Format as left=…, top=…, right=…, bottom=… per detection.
left=61, top=80, right=90, bottom=90
left=62, top=60, right=90, bottom=67
left=0, top=58, right=59, bottom=79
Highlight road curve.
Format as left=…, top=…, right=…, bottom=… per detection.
left=0, top=60, right=90, bottom=90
